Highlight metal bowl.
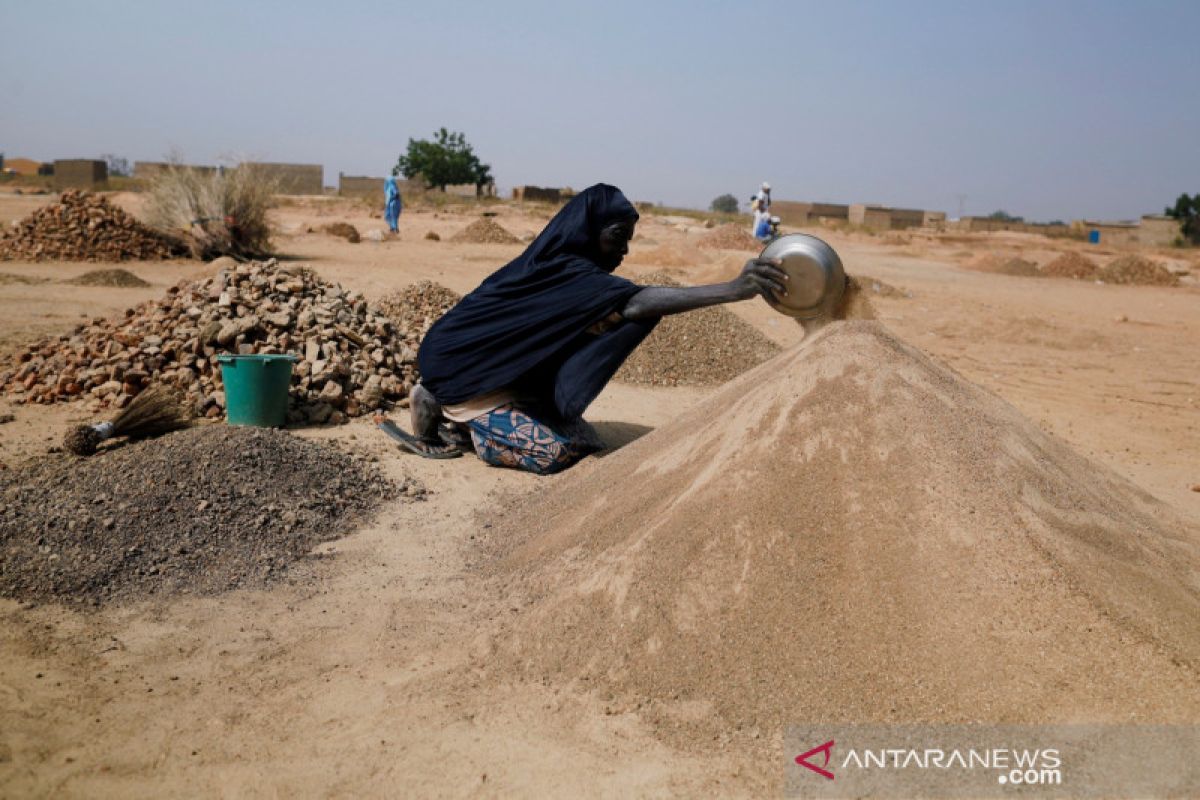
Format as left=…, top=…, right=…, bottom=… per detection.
left=758, top=233, right=846, bottom=319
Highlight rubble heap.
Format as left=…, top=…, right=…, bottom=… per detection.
left=375, top=281, right=462, bottom=340
left=0, top=260, right=421, bottom=424
left=0, top=190, right=182, bottom=262
left=1042, top=252, right=1099, bottom=280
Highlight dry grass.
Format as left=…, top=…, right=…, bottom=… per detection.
left=144, top=162, right=276, bottom=260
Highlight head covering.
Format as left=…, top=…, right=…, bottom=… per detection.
left=761, top=181, right=771, bottom=190
left=417, top=183, right=643, bottom=406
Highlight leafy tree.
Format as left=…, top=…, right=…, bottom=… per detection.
left=394, top=128, right=492, bottom=191
left=986, top=209, right=1023, bottom=222
left=710, top=193, right=739, bottom=214
left=101, top=154, right=130, bottom=177
left=1165, top=193, right=1199, bottom=244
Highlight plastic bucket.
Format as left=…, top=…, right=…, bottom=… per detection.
left=216, top=354, right=299, bottom=427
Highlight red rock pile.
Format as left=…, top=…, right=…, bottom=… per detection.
left=0, top=190, right=182, bottom=262
left=0, top=260, right=420, bottom=424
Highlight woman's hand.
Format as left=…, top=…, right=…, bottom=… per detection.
left=731, top=257, right=787, bottom=300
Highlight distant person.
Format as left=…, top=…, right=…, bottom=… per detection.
left=395, top=183, right=786, bottom=474
left=755, top=181, right=771, bottom=212
left=754, top=204, right=772, bottom=241
left=384, top=175, right=402, bottom=234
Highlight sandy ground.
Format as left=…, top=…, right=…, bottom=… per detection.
left=0, top=192, right=1197, bottom=796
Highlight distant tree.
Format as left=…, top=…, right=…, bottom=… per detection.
left=710, top=193, right=739, bottom=214
left=1165, top=193, right=1199, bottom=244
left=394, top=128, right=492, bottom=192
left=101, top=154, right=131, bottom=177
left=986, top=209, right=1023, bottom=222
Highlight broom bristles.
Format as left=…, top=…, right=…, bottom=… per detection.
left=110, top=385, right=193, bottom=439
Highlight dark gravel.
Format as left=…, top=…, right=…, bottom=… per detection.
left=0, top=425, right=406, bottom=606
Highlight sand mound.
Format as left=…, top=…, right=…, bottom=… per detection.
left=696, top=224, right=760, bottom=251
left=376, top=280, right=462, bottom=340
left=859, top=275, right=910, bottom=298
left=966, top=253, right=1040, bottom=277
left=1099, top=254, right=1178, bottom=286
left=0, top=426, right=412, bottom=605
left=1042, top=252, right=1099, bottom=280
left=614, top=273, right=780, bottom=386
left=0, top=190, right=182, bottom=262
left=451, top=218, right=520, bottom=245
left=66, top=268, right=151, bottom=288
left=481, top=322, right=1200, bottom=748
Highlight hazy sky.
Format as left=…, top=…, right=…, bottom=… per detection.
left=2, top=1, right=1196, bottom=221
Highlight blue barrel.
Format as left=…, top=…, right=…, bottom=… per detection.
left=1088, top=230, right=1100, bottom=244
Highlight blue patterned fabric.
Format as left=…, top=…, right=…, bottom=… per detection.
left=466, top=404, right=598, bottom=476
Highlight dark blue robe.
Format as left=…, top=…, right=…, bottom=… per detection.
left=417, top=184, right=656, bottom=419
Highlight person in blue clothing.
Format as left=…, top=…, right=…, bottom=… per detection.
left=384, top=175, right=402, bottom=234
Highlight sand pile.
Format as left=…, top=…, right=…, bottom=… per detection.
left=1099, top=254, right=1178, bottom=286
left=966, top=253, right=1040, bottom=277
left=614, top=273, right=780, bottom=386
left=0, top=190, right=182, bottom=262
left=481, top=321, right=1200, bottom=747
left=66, top=268, right=151, bottom=288
left=1042, top=251, right=1099, bottom=279
left=0, top=426, right=411, bottom=605
left=697, top=223, right=761, bottom=251
left=0, top=259, right=421, bottom=423
left=859, top=275, right=910, bottom=298
left=322, top=222, right=361, bottom=243
left=375, top=280, right=462, bottom=340
left=627, top=245, right=706, bottom=268
left=451, top=218, right=520, bottom=245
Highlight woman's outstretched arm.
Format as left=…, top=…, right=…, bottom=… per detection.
left=619, top=257, right=787, bottom=321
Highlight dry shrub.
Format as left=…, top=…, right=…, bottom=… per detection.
left=144, top=162, right=276, bottom=260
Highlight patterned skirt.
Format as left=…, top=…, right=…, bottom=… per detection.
left=466, top=404, right=600, bottom=476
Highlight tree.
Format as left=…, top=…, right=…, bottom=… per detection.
left=1165, top=193, right=1199, bottom=244
left=710, top=193, right=739, bottom=214
left=101, top=154, right=130, bottom=177
left=986, top=209, right=1023, bottom=222
left=394, top=128, right=492, bottom=191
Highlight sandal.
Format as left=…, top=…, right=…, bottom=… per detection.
left=376, top=417, right=463, bottom=459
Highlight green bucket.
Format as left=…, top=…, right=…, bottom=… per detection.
left=216, top=354, right=299, bottom=427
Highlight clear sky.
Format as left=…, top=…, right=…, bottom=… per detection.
left=2, top=1, right=1196, bottom=221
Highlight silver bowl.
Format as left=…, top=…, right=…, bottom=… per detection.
left=759, top=233, right=846, bottom=319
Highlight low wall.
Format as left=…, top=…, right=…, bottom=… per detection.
left=243, top=162, right=323, bottom=195
left=53, top=159, right=107, bottom=189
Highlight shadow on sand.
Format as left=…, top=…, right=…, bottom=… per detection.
left=592, top=420, right=654, bottom=457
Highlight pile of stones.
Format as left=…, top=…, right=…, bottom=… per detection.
left=0, top=190, right=182, bottom=262
left=1, top=259, right=423, bottom=424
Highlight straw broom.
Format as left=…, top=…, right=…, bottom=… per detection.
left=63, top=385, right=193, bottom=456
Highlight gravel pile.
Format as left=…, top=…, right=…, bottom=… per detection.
left=0, top=259, right=422, bottom=424
left=1042, top=252, right=1099, bottom=280
left=0, top=425, right=409, bottom=605
left=696, top=224, right=761, bottom=252
left=375, top=281, right=462, bottom=340
left=966, top=253, right=1040, bottom=277
left=614, top=272, right=780, bottom=386
left=66, top=268, right=151, bottom=288
left=451, top=218, right=520, bottom=244
left=1099, top=254, right=1178, bottom=286
left=0, top=272, right=49, bottom=286
left=0, top=190, right=182, bottom=262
